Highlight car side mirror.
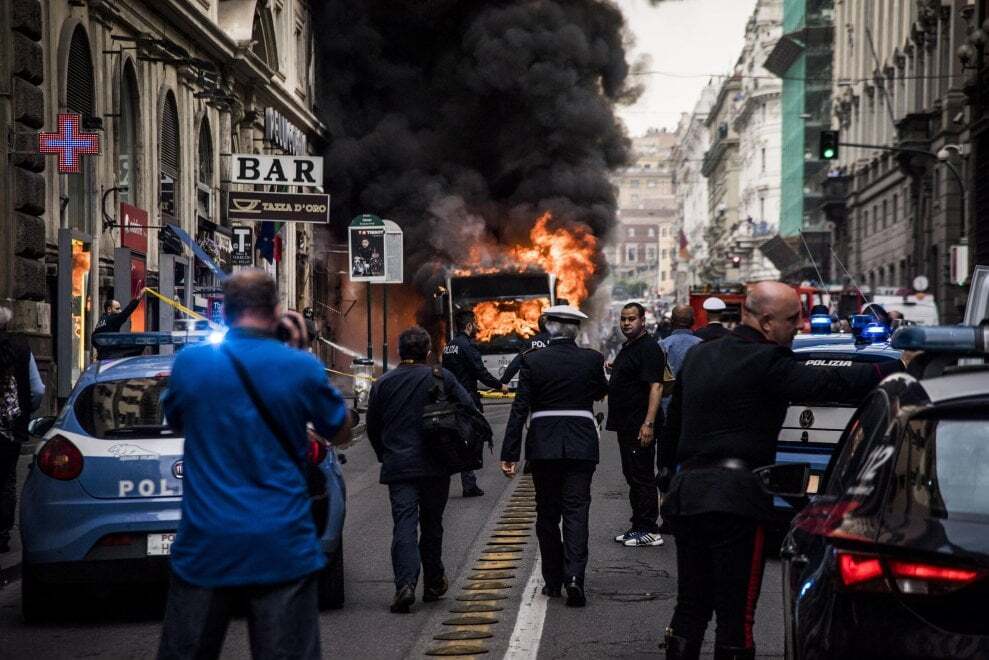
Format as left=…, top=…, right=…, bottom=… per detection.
left=753, top=462, right=810, bottom=498
left=28, top=416, right=56, bottom=438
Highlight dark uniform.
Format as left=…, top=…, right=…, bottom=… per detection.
left=658, top=325, right=903, bottom=659
left=501, top=337, right=608, bottom=597
left=692, top=322, right=729, bottom=342
left=442, top=331, right=502, bottom=494
left=500, top=331, right=551, bottom=385
left=93, top=296, right=144, bottom=359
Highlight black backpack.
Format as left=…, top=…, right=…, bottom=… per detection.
left=421, top=367, right=493, bottom=475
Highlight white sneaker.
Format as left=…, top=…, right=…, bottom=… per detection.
left=624, top=532, right=664, bottom=547
left=614, top=529, right=634, bottom=543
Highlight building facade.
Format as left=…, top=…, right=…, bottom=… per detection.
left=959, top=0, right=989, bottom=274
left=609, top=128, right=678, bottom=295
left=824, top=0, right=971, bottom=322
left=0, top=0, right=325, bottom=403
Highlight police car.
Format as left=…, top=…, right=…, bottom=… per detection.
left=774, top=315, right=902, bottom=516
left=19, top=334, right=347, bottom=621
left=781, top=323, right=989, bottom=659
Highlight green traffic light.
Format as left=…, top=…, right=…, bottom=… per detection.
left=823, top=148, right=835, bottom=159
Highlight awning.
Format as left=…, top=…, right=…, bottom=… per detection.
left=166, top=225, right=229, bottom=282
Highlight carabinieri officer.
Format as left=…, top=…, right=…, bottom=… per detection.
left=500, top=305, right=608, bottom=607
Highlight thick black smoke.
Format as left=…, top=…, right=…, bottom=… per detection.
left=312, top=1, right=640, bottom=294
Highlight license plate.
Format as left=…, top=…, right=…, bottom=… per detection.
left=807, top=474, right=821, bottom=494
left=147, top=532, right=176, bottom=556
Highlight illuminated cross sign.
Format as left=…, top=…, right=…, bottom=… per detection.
left=39, top=113, right=101, bottom=174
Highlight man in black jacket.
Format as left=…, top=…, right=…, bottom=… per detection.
left=442, top=309, right=506, bottom=497
left=500, top=305, right=608, bottom=607
left=658, top=282, right=916, bottom=660
left=367, top=326, right=475, bottom=614
left=93, top=290, right=147, bottom=359
left=693, top=297, right=730, bottom=342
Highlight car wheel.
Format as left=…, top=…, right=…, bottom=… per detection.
left=21, top=563, right=57, bottom=623
left=317, top=542, right=344, bottom=610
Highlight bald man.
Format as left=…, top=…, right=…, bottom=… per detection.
left=657, top=281, right=916, bottom=660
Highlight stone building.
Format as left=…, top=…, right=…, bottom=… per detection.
left=609, top=128, right=678, bottom=295
left=0, top=0, right=324, bottom=403
left=958, top=0, right=989, bottom=277
left=824, top=0, right=971, bottom=321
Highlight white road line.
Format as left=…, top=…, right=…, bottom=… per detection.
left=504, top=556, right=548, bottom=660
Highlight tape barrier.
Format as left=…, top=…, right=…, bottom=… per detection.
left=325, top=367, right=376, bottom=382
left=143, top=287, right=215, bottom=325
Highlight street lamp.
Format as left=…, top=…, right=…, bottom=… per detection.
left=936, top=144, right=967, bottom=239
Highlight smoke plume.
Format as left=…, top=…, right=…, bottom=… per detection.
left=312, top=1, right=640, bottom=296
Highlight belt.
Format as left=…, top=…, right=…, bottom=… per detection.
left=530, top=410, right=596, bottom=421
left=682, top=457, right=751, bottom=472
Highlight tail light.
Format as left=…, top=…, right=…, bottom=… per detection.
left=37, top=435, right=84, bottom=481
left=837, top=550, right=985, bottom=595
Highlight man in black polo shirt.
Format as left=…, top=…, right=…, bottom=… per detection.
left=606, top=302, right=666, bottom=547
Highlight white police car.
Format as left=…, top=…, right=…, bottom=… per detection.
left=775, top=316, right=902, bottom=515
left=20, top=334, right=347, bottom=621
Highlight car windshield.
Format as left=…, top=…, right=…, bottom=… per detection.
left=74, top=377, right=173, bottom=439
left=907, top=417, right=989, bottom=519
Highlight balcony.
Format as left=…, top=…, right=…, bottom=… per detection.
left=701, top=138, right=738, bottom=178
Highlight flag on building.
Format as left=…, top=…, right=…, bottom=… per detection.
left=678, top=229, right=690, bottom=260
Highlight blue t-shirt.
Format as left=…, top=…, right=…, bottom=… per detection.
left=163, top=328, right=346, bottom=587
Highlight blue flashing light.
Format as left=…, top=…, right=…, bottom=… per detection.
left=809, top=314, right=832, bottom=335
left=863, top=322, right=890, bottom=343
left=208, top=328, right=227, bottom=345
left=891, top=325, right=989, bottom=354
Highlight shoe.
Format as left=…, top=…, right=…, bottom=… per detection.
left=541, top=584, right=561, bottom=597
left=564, top=578, right=586, bottom=607
left=624, top=531, right=664, bottom=547
left=462, top=486, right=484, bottom=497
left=662, top=628, right=701, bottom=660
left=390, top=584, right=416, bottom=613
left=614, top=528, right=635, bottom=543
left=422, top=576, right=448, bottom=602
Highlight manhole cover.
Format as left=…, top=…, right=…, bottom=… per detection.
left=467, top=572, right=514, bottom=580
left=433, top=630, right=493, bottom=641
left=442, top=615, right=500, bottom=625
left=425, top=642, right=489, bottom=655
left=473, top=562, right=518, bottom=571
left=456, top=592, right=508, bottom=601
left=448, top=603, right=503, bottom=613
left=463, top=581, right=512, bottom=590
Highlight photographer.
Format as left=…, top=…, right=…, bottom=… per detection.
left=158, top=269, right=350, bottom=660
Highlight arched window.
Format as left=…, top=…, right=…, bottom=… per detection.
left=159, top=91, right=180, bottom=223
left=66, top=26, right=94, bottom=233
left=197, top=118, right=214, bottom=222
left=251, top=9, right=279, bottom=70
left=118, top=62, right=139, bottom=204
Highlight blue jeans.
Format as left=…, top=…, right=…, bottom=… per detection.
left=388, top=477, right=450, bottom=590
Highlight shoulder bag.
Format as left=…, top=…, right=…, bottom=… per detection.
left=421, top=366, right=493, bottom=475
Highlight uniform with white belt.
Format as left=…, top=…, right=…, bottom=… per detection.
left=500, top=306, right=608, bottom=607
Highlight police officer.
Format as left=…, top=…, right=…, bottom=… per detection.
left=693, top=297, right=730, bottom=342
left=500, top=314, right=551, bottom=386
left=500, top=305, right=608, bottom=607
left=658, top=282, right=917, bottom=660
left=443, top=309, right=507, bottom=497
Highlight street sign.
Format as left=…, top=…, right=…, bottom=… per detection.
left=231, top=225, right=253, bottom=265
left=348, top=214, right=385, bottom=282
left=227, top=191, right=330, bottom=223
left=229, top=154, right=323, bottom=186
left=39, top=113, right=101, bottom=174
left=383, top=219, right=404, bottom=284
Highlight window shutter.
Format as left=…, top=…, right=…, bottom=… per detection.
left=198, top=120, right=213, bottom=184
left=160, top=94, right=179, bottom=176
left=66, top=28, right=94, bottom=117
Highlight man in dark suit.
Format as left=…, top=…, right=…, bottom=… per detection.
left=500, top=305, right=608, bottom=607
left=658, top=282, right=917, bottom=660
left=693, top=297, right=730, bottom=342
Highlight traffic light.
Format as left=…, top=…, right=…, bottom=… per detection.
left=819, top=130, right=840, bottom=160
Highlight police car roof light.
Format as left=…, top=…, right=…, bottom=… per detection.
left=91, top=332, right=211, bottom=348
left=891, top=325, right=989, bottom=355
left=864, top=323, right=890, bottom=343
left=810, top=314, right=832, bottom=335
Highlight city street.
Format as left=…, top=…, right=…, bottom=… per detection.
left=0, top=402, right=783, bottom=659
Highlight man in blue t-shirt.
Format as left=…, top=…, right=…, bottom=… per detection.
left=158, top=270, right=349, bottom=660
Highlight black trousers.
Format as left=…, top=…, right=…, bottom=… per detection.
left=157, top=571, right=320, bottom=660
left=617, top=435, right=660, bottom=533
left=388, top=476, right=450, bottom=590
left=0, top=440, right=20, bottom=542
left=530, top=459, right=595, bottom=587
left=668, top=513, right=767, bottom=652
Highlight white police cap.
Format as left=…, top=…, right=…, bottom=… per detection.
left=543, top=305, right=588, bottom=323
left=702, top=297, right=727, bottom=312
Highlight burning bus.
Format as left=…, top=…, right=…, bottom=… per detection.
left=439, top=271, right=558, bottom=384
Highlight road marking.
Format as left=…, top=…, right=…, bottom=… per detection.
left=503, top=556, right=547, bottom=660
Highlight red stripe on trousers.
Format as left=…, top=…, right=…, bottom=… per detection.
left=744, top=525, right=766, bottom=649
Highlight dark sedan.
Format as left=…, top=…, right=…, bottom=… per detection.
left=781, top=359, right=989, bottom=660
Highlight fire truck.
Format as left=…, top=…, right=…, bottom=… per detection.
left=688, top=283, right=860, bottom=332
left=439, top=271, right=558, bottom=382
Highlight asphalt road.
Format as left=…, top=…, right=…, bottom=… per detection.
left=0, top=402, right=784, bottom=659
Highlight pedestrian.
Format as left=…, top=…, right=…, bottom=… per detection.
left=501, top=305, right=608, bottom=607
left=693, top=297, right=730, bottom=342
left=500, top=314, right=550, bottom=386
left=442, top=309, right=507, bottom=497
left=157, top=269, right=350, bottom=660
left=657, top=282, right=917, bottom=660
left=93, top=289, right=148, bottom=359
left=606, top=302, right=666, bottom=548
left=0, top=306, right=45, bottom=555
left=658, top=305, right=701, bottom=415
left=366, top=326, right=475, bottom=613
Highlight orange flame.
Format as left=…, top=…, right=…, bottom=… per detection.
left=473, top=298, right=549, bottom=343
